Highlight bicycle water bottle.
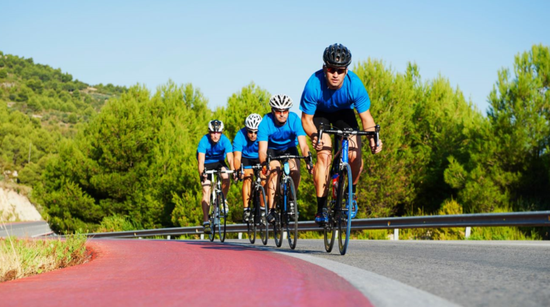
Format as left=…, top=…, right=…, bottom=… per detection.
left=331, top=173, right=339, bottom=198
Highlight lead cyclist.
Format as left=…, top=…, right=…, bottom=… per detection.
left=299, top=43, right=383, bottom=225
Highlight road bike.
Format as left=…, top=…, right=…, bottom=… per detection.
left=267, top=152, right=312, bottom=250
left=239, top=164, right=269, bottom=245
left=203, top=168, right=234, bottom=243
left=317, top=124, right=380, bottom=255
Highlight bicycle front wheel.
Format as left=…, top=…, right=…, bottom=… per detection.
left=257, top=185, right=269, bottom=245
left=285, top=177, right=298, bottom=250
left=247, top=193, right=256, bottom=244
left=324, top=174, right=337, bottom=253
left=208, top=195, right=216, bottom=242
left=273, top=197, right=283, bottom=248
left=217, top=191, right=227, bottom=243
left=337, top=164, right=353, bottom=255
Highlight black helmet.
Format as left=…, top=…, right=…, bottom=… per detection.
left=208, top=119, right=224, bottom=132
left=323, top=43, right=352, bottom=67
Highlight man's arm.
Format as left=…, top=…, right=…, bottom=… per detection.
left=358, top=110, right=383, bottom=154
left=297, top=135, right=313, bottom=173
left=302, top=112, right=323, bottom=151
left=233, top=151, right=242, bottom=172
left=226, top=152, right=235, bottom=171
left=197, top=152, right=206, bottom=178
left=258, top=141, right=268, bottom=165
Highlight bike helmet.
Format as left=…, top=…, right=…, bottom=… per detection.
left=208, top=119, right=224, bottom=132
left=323, top=43, right=352, bottom=67
left=269, top=94, right=293, bottom=109
left=245, top=113, right=262, bottom=130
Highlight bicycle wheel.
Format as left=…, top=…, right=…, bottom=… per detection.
left=273, top=195, right=283, bottom=248
left=247, top=193, right=256, bottom=244
left=257, top=185, right=269, bottom=245
left=217, top=191, right=227, bottom=243
left=323, top=173, right=337, bottom=253
left=285, top=177, right=298, bottom=250
left=337, top=164, right=353, bottom=255
left=208, top=194, right=216, bottom=242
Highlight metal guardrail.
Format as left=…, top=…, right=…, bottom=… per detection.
left=82, top=211, right=550, bottom=239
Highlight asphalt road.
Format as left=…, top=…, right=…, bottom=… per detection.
left=227, top=239, right=550, bottom=307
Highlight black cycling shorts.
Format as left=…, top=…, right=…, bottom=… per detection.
left=312, top=109, right=359, bottom=130
left=204, top=161, right=228, bottom=171
left=241, top=157, right=260, bottom=168
left=267, top=147, right=301, bottom=170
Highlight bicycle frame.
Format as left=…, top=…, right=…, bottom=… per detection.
left=240, top=163, right=269, bottom=245
left=267, top=152, right=312, bottom=249
left=203, top=168, right=233, bottom=242
left=317, top=123, right=380, bottom=255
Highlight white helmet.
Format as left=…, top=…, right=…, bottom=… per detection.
left=208, top=119, right=224, bottom=132
left=269, top=94, right=293, bottom=109
left=245, top=113, right=262, bottom=130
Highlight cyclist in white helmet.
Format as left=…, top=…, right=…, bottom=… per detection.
left=300, top=43, right=383, bottom=225
left=197, top=119, right=234, bottom=234
left=233, top=113, right=264, bottom=222
left=258, top=95, right=312, bottom=224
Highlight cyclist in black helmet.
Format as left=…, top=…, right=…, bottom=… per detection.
left=299, top=43, right=383, bottom=225
left=197, top=119, right=234, bottom=234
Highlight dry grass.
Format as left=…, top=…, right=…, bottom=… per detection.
left=0, top=233, right=90, bottom=282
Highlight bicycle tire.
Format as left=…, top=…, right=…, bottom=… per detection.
left=285, top=177, right=298, bottom=250
left=247, top=190, right=256, bottom=244
left=208, top=193, right=216, bottom=242
left=324, top=173, right=337, bottom=253
left=217, top=191, right=227, bottom=243
left=257, top=185, right=269, bottom=245
left=338, top=164, right=353, bottom=255
left=273, top=193, right=283, bottom=248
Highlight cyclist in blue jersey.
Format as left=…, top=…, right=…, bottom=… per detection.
left=233, top=113, right=264, bottom=222
left=300, top=43, right=383, bottom=225
left=197, top=119, right=234, bottom=234
left=258, top=94, right=312, bottom=224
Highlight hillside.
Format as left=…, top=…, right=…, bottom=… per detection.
left=0, top=186, right=41, bottom=222
left=0, top=51, right=127, bottom=187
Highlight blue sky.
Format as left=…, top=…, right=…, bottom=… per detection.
left=1, top=0, right=549, bottom=115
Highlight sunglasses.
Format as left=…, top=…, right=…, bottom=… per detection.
left=210, top=131, right=222, bottom=134
left=272, top=108, right=289, bottom=114
left=325, top=66, right=347, bottom=75
left=247, top=130, right=258, bottom=135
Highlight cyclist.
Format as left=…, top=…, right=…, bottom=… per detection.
left=258, top=94, right=312, bottom=224
left=233, top=113, right=264, bottom=222
left=299, top=43, right=383, bottom=225
left=197, top=119, right=234, bottom=234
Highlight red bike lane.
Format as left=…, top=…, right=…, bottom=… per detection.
left=0, top=239, right=373, bottom=307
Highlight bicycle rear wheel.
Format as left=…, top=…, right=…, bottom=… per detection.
left=337, top=164, right=353, bottom=255
left=217, top=191, right=227, bottom=243
left=257, top=185, right=269, bottom=245
left=285, top=177, right=298, bottom=250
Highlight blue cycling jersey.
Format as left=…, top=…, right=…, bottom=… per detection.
left=258, top=112, right=305, bottom=151
left=196, top=134, right=233, bottom=164
left=233, top=127, right=259, bottom=159
left=299, top=69, right=371, bottom=115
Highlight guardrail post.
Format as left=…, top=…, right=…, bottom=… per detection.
left=238, top=232, right=242, bottom=239
left=200, top=234, right=204, bottom=240
left=167, top=235, right=171, bottom=240
left=465, top=227, right=471, bottom=239
left=394, top=228, right=399, bottom=240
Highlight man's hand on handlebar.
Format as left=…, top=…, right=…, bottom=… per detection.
left=369, top=136, right=383, bottom=154
left=312, top=133, right=324, bottom=151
